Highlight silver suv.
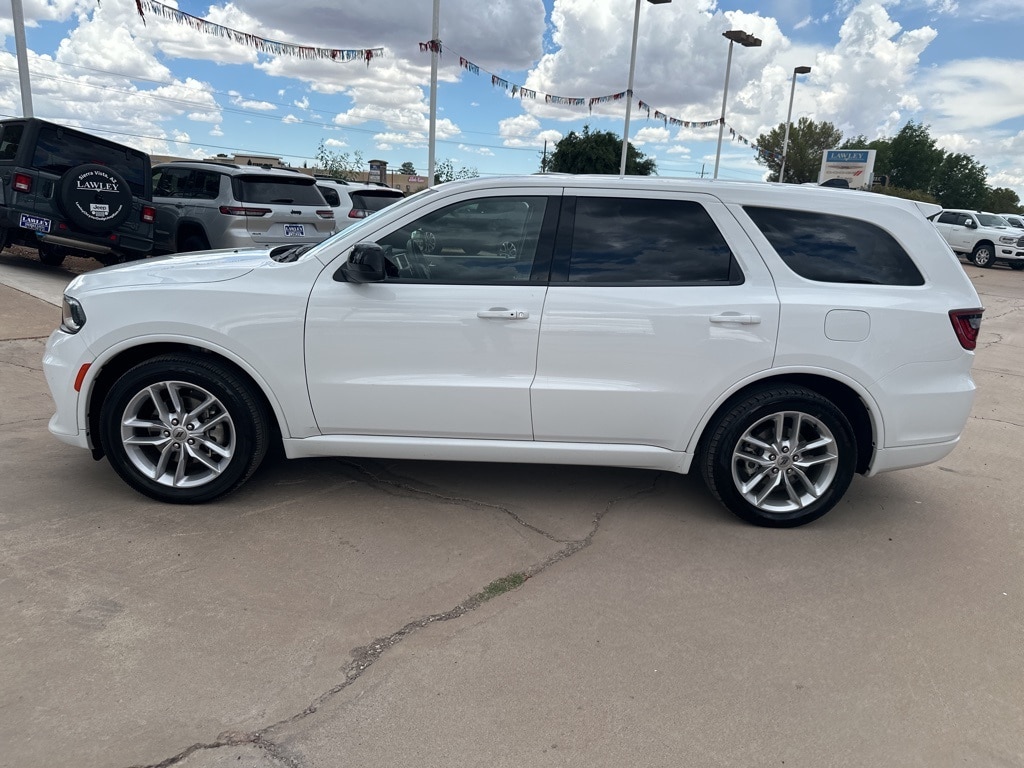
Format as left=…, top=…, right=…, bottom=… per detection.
left=151, top=161, right=335, bottom=253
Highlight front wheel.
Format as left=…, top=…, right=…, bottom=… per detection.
left=99, top=355, right=270, bottom=503
left=972, top=243, right=995, bottom=268
left=700, top=386, right=857, bottom=527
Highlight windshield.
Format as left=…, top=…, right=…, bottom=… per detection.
left=302, top=186, right=439, bottom=260
left=976, top=213, right=1009, bottom=227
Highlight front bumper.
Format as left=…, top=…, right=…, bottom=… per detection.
left=43, top=328, right=93, bottom=449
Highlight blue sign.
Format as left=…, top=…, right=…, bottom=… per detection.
left=826, top=150, right=870, bottom=163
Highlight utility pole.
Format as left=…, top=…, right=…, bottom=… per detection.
left=11, top=0, right=34, bottom=117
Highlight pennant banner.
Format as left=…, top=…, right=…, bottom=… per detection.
left=140, top=0, right=384, bottom=64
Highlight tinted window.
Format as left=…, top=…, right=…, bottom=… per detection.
left=153, top=168, right=221, bottom=199
left=30, top=125, right=148, bottom=195
left=567, top=198, right=736, bottom=284
left=234, top=176, right=325, bottom=205
left=937, top=211, right=959, bottom=225
left=0, top=123, right=24, bottom=162
left=374, top=196, right=550, bottom=283
left=351, top=189, right=404, bottom=212
left=745, top=207, right=924, bottom=286
left=318, top=186, right=342, bottom=207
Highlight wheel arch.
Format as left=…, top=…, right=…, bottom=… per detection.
left=85, top=341, right=284, bottom=459
left=175, top=220, right=210, bottom=250
left=693, top=372, right=876, bottom=475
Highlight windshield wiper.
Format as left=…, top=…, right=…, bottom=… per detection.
left=269, top=244, right=314, bottom=263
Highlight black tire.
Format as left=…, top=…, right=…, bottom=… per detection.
left=37, top=244, right=66, bottom=267
left=179, top=232, right=211, bottom=252
left=972, top=243, right=995, bottom=268
left=99, top=355, right=270, bottom=504
left=699, top=386, right=857, bottom=527
left=1010, top=262, right=1024, bottom=271
left=57, top=164, right=133, bottom=232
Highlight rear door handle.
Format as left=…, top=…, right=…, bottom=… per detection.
left=477, top=307, right=530, bottom=320
left=709, top=313, right=761, bottom=325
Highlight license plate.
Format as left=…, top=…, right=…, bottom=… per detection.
left=19, top=214, right=51, bottom=233
left=284, top=224, right=305, bottom=237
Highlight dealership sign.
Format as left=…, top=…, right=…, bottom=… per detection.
left=818, top=149, right=876, bottom=190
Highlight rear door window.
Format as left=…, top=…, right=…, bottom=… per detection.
left=744, top=206, right=924, bottom=286
left=350, top=189, right=404, bottom=212
left=559, top=197, right=738, bottom=285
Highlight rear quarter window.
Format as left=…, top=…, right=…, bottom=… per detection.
left=744, top=206, right=924, bottom=286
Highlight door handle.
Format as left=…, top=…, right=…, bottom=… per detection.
left=709, top=313, right=761, bottom=325
left=477, top=307, right=530, bottom=320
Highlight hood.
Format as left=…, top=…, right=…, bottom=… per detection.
left=67, top=248, right=270, bottom=295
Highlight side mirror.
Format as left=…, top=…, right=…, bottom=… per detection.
left=963, top=218, right=976, bottom=229
left=336, top=242, right=386, bottom=283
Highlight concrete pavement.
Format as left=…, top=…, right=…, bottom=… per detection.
left=1, top=251, right=1022, bottom=768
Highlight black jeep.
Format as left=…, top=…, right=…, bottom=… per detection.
left=0, top=118, right=154, bottom=267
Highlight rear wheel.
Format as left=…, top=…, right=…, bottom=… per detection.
left=37, top=244, right=66, bottom=267
left=700, top=386, right=857, bottom=527
left=972, top=243, right=995, bottom=268
left=99, top=355, right=270, bottom=503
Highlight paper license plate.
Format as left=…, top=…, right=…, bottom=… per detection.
left=284, top=224, right=305, bottom=237
left=19, top=214, right=51, bottom=233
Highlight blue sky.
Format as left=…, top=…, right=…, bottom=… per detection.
left=2, top=0, right=1023, bottom=196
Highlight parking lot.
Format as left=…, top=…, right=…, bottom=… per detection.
left=1, top=250, right=1022, bottom=768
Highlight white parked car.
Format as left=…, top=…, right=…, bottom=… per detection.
left=998, top=212, right=1024, bottom=230
left=315, top=177, right=404, bottom=230
left=44, top=176, right=983, bottom=527
left=930, top=208, right=1024, bottom=269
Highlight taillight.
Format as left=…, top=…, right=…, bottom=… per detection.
left=348, top=209, right=368, bottom=219
left=218, top=205, right=271, bottom=217
left=949, top=308, right=984, bottom=350
left=13, top=172, right=32, bottom=193
left=140, top=205, right=156, bottom=223
left=316, top=209, right=335, bottom=220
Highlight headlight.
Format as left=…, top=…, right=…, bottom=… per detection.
left=998, top=235, right=1017, bottom=245
left=61, top=295, right=86, bottom=334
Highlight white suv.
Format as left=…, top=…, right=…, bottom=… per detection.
left=44, top=176, right=983, bottom=527
left=315, top=177, right=404, bottom=229
left=930, top=208, right=1024, bottom=270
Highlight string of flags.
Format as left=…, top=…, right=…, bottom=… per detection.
left=435, top=46, right=780, bottom=158
left=139, top=0, right=384, bottom=64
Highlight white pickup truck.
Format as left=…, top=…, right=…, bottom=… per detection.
left=930, top=209, right=1024, bottom=269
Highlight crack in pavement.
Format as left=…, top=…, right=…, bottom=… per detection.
left=127, top=463, right=661, bottom=768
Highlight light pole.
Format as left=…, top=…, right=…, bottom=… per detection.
left=713, top=29, right=761, bottom=179
left=620, top=0, right=672, bottom=177
left=779, top=65, right=811, bottom=183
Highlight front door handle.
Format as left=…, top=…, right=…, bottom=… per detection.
left=477, top=307, right=530, bottom=320
left=709, top=313, right=762, bottom=325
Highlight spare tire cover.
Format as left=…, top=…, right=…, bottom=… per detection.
left=57, top=164, right=134, bottom=232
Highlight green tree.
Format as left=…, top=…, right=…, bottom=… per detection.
left=398, top=161, right=417, bottom=175
left=929, top=153, right=989, bottom=209
left=315, top=140, right=364, bottom=181
left=754, top=117, right=843, bottom=183
left=547, top=125, right=656, bottom=175
left=888, top=121, right=944, bottom=192
left=985, top=187, right=1022, bottom=213
left=433, top=158, right=479, bottom=185
left=873, top=186, right=938, bottom=204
